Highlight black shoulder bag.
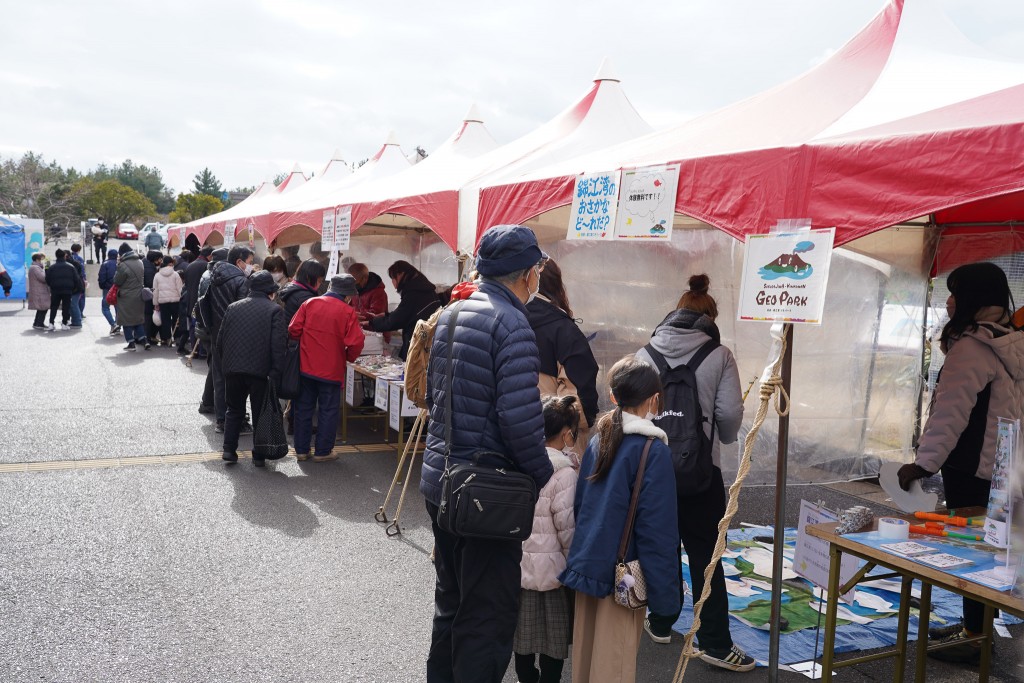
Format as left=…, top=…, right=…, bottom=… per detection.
left=436, top=300, right=538, bottom=541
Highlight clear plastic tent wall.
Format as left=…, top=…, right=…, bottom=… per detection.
left=527, top=217, right=933, bottom=485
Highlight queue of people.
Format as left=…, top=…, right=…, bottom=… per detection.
left=17, top=222, right=1016, bottom=679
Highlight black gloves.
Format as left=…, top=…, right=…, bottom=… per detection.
left=897, top=463, right=932, bottom=491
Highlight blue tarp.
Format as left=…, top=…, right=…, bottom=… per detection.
left=0, top=222, right=27, bottom=300
left=671, top=527, right=1020, bottom=666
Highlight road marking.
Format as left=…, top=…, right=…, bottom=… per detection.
left=0, top=443, right=397, bottom=474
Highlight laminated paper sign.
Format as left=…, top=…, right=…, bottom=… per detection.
left=345, top=365, right=356, bottom=406
left=793, top=500, right=858, bottom=603
left=321, top=209, right=335, bottom=251
left=223, top=220, right=236, bottom=248
left=984, top=418, right=1018, bottom=548
left=737, top=228, right=835, bottom=324
left=335, top=205, right=352, bottom=251
left=388, top=383, right=418, bottom=430
left=566, top=171, right=619, bottom=241
left=615, top=164, right=679, bottom=240
left=375, top=377, right=389, bottom=411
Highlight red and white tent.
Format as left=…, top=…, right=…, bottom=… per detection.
left=181, top=179, right=278, bottom=245
left=269, top=106, right=498, bottom=252
left=268, top=133, right=412, bottom=245
left=478, top=0, right=1024, bottom=255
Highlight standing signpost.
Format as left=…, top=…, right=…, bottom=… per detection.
left=737, top=226, right=835, bottom=681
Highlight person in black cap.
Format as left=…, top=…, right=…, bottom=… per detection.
left=44, top=248, right=82, bottom=331
left=198, top=247, right=231, bottom=415
left=287, top=273, right=364, bottom=462
left=98, top=248, right=121, bottom=335
left=419, top=224, right=554, bottom=682
left=217, top=270, right=287, bottom=466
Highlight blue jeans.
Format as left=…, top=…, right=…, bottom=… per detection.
left=122, top=324, right=146, bottom=344
left=101, top=289, right=116, bottom=326
left=294, top=375, right=341, bottom=456
left=76, top=292, right=86, bottom=318
left=70, top=293, right=83, bottom=326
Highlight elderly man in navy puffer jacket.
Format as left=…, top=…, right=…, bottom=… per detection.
left=420, top=224, right=554, bottom=683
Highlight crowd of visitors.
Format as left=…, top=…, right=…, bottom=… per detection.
left=16, top=222, right=1015, bottom=681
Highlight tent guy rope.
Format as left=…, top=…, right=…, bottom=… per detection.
left=672, top=323, right=790, bottom=682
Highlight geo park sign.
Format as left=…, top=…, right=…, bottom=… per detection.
left=737, top=228, right=835, bottom=325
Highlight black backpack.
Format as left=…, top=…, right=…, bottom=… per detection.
left=643, top=340, right=719, bottom=497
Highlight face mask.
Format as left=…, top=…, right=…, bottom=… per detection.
left=525, top=266, right=540, bottom=305
left=272, top=272, right=285, bottom=283
left=244, top=263, right=254, bottom=276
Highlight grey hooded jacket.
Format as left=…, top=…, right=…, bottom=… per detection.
left=916, top=321, right=1024, bottom=480
left=635, top=309, right=744, bottom=469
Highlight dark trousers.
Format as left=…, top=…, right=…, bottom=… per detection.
left=648, top=466, right=732, bottom=654
left=33, top=310, right=47, bottom=327
left=223, top=374, right=267, bottom=454
left=202, top=363, right=214, bottom=409
left=513, top=653, right=564, bottom=683
left=425, top=501, right=523, bottom=683
left=210, top=346, right=227, bottom=422
left=157, top=301, right=180, bottom=342
left=145, top=300, right=158, bottom=341
left=941, top=466, right=992, bottom=633
left=49, top=293, right=71, bottom=325
left=293, top=376, right=341, bottom=456
left=93, top=241, right=105, bottom=263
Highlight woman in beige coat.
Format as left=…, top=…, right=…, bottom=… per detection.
left=27, top=253, right=50, bottom=330
left=514, top=395, right=580, bottom=683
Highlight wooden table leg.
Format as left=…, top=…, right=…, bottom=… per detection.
left=979, top=603, right=995, bottom=683
left=914, top=582, right=931, bottom=683
left=893, top=576, right=912, bottom=682
left=820, top=544, right=842, bottom=682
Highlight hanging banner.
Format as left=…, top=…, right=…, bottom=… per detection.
left=566, top=171, right=619, bottom=241
left=737, top=227, right=835, bottom=324
left=246, top=221, right=255, bottom=248
left=223, top=221, right=236, bottom=248
left=615, top=164, right=679, bottom=240
left=335, top=205, right=352, bottom=251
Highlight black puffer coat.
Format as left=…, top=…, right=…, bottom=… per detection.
left=183, top=257, right=210, bottom=314
left=206, top=261, right=250, bottom=340
left=278, top=281, right=319, bottom=324
left=368, top=271, right=440, bottom=360
left=526, top=296, right=601, bottom=426
left=44, top=260, right=81, bottom=296
left=216, top=291, right=287, bottom=383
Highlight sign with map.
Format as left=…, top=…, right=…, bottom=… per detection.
left=615, top=164, right=679, bottom=240
left=566, top=170, right=619, bottom=241
left=737, top=228, right=835, bottom=324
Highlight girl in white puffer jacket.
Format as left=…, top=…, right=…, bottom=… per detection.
left=513, top=395, right=580, bottom=683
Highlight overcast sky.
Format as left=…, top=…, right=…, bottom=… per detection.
left=3, top=0, right=1023, bottom=197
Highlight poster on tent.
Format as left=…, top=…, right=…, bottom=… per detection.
left=335, top=205, right=352, bottom=251
left=614, top=164, right=679, bottom=240
left=984, top=417, right=1018, bottom=549
left=793, top=500, right=857, bottom=603
left=223, top=221, right=236, bottom=248
left=246, top=221, right=255, bottom=248
left=323, top=209, right=339, bottom=277
left=737, top=227, right=835, bottom=325
left=566, top=171, right=619, bottom=241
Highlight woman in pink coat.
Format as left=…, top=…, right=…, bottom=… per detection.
left=514, top=395, right=580, bottom=683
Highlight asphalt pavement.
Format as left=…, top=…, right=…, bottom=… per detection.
left=0, top=300, right=1020, bottom=682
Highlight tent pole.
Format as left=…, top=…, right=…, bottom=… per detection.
left=767, top=322, right=794, bottom=682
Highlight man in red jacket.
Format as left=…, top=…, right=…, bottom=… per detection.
left=288, top=274, right=365, bottom=461
left=347, top=262, right=389, bottom=320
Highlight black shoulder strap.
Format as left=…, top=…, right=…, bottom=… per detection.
left=643, top=343, right=669, bottom=375
left=685, top=339, right=719, bottom=372
left=443, top=300, right=467, bottom=458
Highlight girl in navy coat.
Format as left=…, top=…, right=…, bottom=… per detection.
left=559, top=357, right=680, bottom=683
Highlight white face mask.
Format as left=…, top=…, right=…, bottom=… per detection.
left=643, top=397, right=659, bottom=422
left=525, top=266, right=540, bottom=305
left=272, top=271, right=286, bottom=283
left=244, top=263, right=254, bottom=276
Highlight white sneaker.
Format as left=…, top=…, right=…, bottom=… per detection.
left=60, top=324, right=70, bottom=331
left=644, top=618, right=672, bottom=644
